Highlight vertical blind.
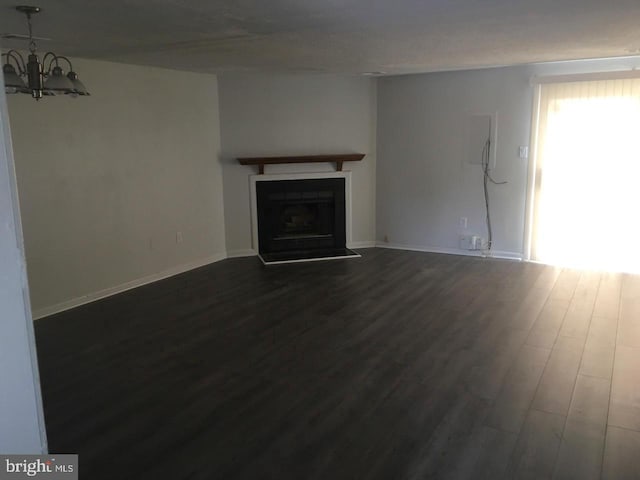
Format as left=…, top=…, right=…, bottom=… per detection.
left=531, top=76, right=640, bottom=272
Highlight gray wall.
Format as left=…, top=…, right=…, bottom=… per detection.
left=218, top=73, right=377, bottom=254
left=376, top=57, right=640, bottom=258
left=0, top=70, right=47, bottom=453
left=7, top=58, right=225, bottom=316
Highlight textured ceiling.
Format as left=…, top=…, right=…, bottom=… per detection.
left=1, top=0, right=640, bottom=75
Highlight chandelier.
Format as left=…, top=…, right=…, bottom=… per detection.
left=2, top=6, right=89, bottom=99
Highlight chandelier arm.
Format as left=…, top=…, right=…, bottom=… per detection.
left=54, top=55, right=74, bottom=72
left=42, top=52, right=58, bottom=75
left=4, top=50, right=27, bottom=73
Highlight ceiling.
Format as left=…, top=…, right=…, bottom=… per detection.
left=2, top=0, right=640, bottom=76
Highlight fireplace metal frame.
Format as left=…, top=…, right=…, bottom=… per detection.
left=249, top=171, right=354, bottom=261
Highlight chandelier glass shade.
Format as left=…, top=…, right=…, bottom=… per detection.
left=1, top=6, right=90, bottom=99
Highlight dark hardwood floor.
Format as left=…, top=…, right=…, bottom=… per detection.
left=34, top=248, right=640, bottom=479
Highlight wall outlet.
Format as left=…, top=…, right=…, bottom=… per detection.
left=460, top=217, right=468, bottom=229
left=472, top=236, right=486, bottom=250
left=176, top=231, right=183, bottom=244
left=459, top=234, right=486, bottom=250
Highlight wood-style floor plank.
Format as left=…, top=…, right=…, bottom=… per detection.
left=506, top=409, right=566, bottom=479
left=608, top=345, right=640, bottom=431
left=602, top=426, right=640, bottom=480
left=553, top=374, right=610, bottom=479
left=33, top=249, right=640, bottom=479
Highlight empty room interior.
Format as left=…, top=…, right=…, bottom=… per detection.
left=2, top=1, right=640, bottom=479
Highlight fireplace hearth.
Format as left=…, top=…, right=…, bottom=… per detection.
left=255, top=178, right=359, bottom=263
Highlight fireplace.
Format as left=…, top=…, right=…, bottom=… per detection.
left=255, top=177, right=358, bottom=263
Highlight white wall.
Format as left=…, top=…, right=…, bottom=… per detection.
left=376, top=56, right=640, bottom=258
left=0, top=72, right=47, bottom=453
left=218, top=73, right=377, bottom=254
left=7, top=58, right=225, bottom=317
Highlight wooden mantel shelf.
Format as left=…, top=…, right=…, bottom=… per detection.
left=237, top=153, right=365, bottom=174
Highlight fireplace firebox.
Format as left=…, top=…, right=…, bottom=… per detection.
left=256, top=178, right=358, bottom=263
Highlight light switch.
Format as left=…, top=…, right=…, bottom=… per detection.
left=518, top=146, right=529, bottom=159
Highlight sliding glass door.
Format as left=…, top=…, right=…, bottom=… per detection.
left=530, top=76, right=640, bottom=273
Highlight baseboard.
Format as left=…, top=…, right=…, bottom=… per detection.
left=226, top=249, right=258, bottom=258
left=375, top=242, right=523, bottom=261
left=348, top=241, right=377, bottom=249
left=32, top=252, right=227, bottom=320
left=488, top=250, right=525, bottom=261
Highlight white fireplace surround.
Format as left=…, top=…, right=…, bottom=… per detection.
left=249, top=171, right=354, bottom=254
